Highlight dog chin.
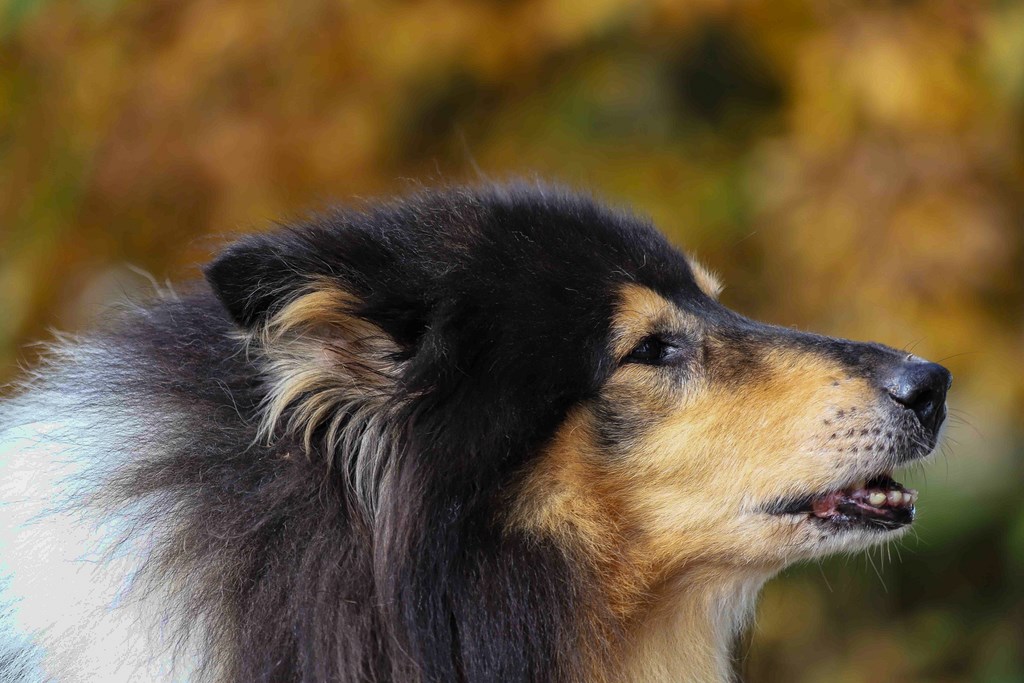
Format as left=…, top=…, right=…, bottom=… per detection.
left=811, top=520, right=913, bottom=557
left=763, top=492, right=916, bottom=564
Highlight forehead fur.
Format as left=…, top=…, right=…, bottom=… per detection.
left=204, top=183, right=726, bottom=496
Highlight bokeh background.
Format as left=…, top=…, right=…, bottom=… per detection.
left=1, top=1, right=1022, bottom=680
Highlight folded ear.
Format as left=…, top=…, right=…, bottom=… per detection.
left=206, top=231, right=406, bottom=487
left=205, top=232, right=322, bottom=330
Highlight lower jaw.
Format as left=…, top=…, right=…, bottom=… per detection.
left=777, top=474, right=917, bottom=532
left=808, top=507, right=913, bottom=532
left=785, top=514, right=914, bottom=561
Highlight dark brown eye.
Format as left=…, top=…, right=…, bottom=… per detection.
left=624, top=336, right=680, bottom=365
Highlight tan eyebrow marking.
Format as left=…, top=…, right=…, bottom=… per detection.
left=610, top=284, right=699, bottom=360
left=686, top=256, right=723, bottom=300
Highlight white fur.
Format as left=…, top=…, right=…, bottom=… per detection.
left=0, top=372, right=203, bottom=681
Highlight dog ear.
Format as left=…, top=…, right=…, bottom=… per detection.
left=205, top=230, right=408, bottom=469
left=205, top=231, right=324, bottom=330
left=206, top=226, right=431, bottom=349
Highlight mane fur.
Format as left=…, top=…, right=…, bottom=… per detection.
left=1, top=183, right=666, bottom=682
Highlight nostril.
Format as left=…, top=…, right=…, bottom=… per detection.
left=886, top=361, right=952, bottom=430
left=889, top=382, right=935, bottom=412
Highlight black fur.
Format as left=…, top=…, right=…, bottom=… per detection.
left=28, top=183, right=702, bottom=682
left=2, top=181, right=945, bottom=682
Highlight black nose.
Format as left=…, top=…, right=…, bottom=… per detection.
left=886, top=360, right=952, bottom=431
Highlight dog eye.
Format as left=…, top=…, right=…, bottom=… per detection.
left=624, top=336, right=682, bottom=366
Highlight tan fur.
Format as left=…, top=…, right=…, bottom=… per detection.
left=687, top=255, right=723, bottom=300
left=608, top=285, right=703, bottom=361
left=513, top=284, right=906, bottom=681
left=618, top=570, right=764, bottom=682
left=248, top=281, right=405, bottom=515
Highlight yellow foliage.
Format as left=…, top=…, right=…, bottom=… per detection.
left=1, top=2, right=1021, bottom=680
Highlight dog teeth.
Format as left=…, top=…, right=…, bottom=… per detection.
left=862, top=487, right=918, bottom=508
left=868, top=492, right=887, bottom=506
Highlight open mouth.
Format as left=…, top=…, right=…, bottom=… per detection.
left=773, top=473, right=917, bottom=531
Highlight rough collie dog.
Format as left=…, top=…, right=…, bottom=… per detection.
left=0, top=183, right=951, bottom=682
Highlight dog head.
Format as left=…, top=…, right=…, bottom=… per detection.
left=205, top=183, right=950, bottom=674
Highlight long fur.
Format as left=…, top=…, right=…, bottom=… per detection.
left=0, top=185, right=631, bottom=682
left=0, top=182, right=948, bottom=682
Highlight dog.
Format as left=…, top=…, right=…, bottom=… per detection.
left=0, top=182, right=951, bottom=682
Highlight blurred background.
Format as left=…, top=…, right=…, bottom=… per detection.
left=1, top=1, right=1021, bottom=680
